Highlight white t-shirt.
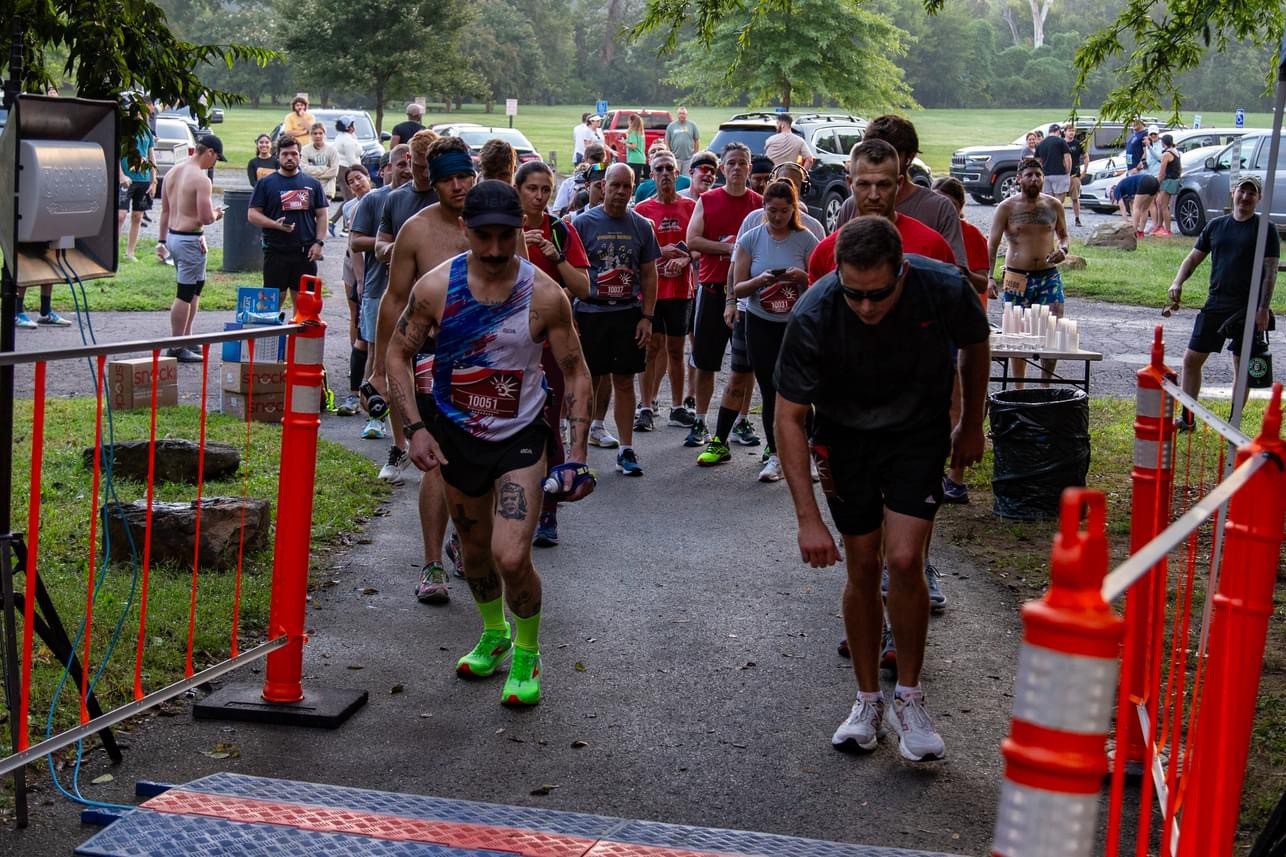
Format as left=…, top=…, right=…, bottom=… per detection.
left=334, top=131, right=362, bottom=169
left=573, top=124, right=601, bottom=157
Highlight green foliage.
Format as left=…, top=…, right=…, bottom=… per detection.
left=1073, top=0, right=1284, bottom=122
left=5, top=0, right=276, bottom=160
left=667, top=0, right=915, bottom=112
left=274, top=0, right=475, bottom=129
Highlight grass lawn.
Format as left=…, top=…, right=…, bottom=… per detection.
left=213, top=106, right=1281, bottom=180
left=1062, top=234, right=1286, bottom=313
left=9, top=399, right=388, bottom=745
left=935, top=395, right=1283, bottom=845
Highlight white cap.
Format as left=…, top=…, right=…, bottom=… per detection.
left=1147, top=124, right=1160, bottom=134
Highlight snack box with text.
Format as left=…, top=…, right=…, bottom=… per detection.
left=107, top=357, right=178, bottom=411
left=221, top=361, right=289, bottom=395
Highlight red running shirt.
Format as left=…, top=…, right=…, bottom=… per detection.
left=807, top=213, right=955, bottom=284
left=635, top=195, right=697, bottom=301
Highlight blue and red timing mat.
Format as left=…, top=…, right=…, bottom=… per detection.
left=76, top=772, right=964, bottom=857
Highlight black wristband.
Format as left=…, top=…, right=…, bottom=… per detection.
left=403, top=421, right=426, bottom=439
left=313, top=239, right=325, bottom=246
left=640, top=313, right=654, bottom=321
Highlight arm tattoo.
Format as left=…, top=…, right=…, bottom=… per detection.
left=498, top=480, right=529, bottom=521
left=558, top=348, right=584, bottom=375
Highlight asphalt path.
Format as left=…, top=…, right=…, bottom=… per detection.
left=0, top=199, right=1216, bottom=856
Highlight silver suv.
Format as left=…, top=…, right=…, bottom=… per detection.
left=1172, top=132, right=1286, bottom=236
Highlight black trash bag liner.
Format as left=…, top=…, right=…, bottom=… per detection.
left=989, top=387, right=1090, bottom=520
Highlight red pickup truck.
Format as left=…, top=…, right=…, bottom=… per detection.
left=600, top=109, right=672, bottom=164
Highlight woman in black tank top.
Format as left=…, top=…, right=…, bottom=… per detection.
left=1155, top=134, right=1181, bottom=236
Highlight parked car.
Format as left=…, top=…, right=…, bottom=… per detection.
left=268, top=109, right=389, bottom=184
left=708, top=112, right=933, bottom=233
left=429, top=124, right=541, bottom=169
left=600, top=108, right=672, bottom=164
left=1078, top=127, right=1255, bottom=213
left=1172, top=131, right=1286, bottom=236
left=950, top=116, right=1176, bottom=204
left=152, top=115, right=196, bottom=180
left=158, top=104, right=224, bottom=138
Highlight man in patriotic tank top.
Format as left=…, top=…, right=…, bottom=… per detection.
left=386, top=181, right=595, bottom=707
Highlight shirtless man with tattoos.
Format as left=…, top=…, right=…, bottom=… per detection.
left=372, top=135, right=477, bottom=605
left=386, top=180, right=595, bottom=707
left=987, top=157, right=1069, bottom=382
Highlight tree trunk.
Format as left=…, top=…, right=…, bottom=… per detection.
left=1001, top=6, right=1022, bottom=46
left=374, top=78, right=385, bottom=132
left=601, top=0, right=624, bottom=65
left=782, top=79, right=792, bottom=112
left=485, top=100, right=494, bottom=113
left=1029, top=0, right=1053, bottom=48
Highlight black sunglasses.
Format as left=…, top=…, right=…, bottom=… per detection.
left=837, top=263, right=902, bottom=303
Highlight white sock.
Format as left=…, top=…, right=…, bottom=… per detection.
left=591, top=419, right=604, bottom=430
left=859, top=690, right=884, bottom=703
left=697, top=412, right=707, bottom=425
left=620, top=445, right=633, bottom=454
left=895, top=683, right=921, bottom=700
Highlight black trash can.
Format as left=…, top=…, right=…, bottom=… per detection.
left=220, top=188, right=263, bottom=273
left=989, top=387, right=1090, bottom=520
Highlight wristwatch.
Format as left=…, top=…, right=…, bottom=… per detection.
left=640, top=313, right=654, bottom=321
left=404, top=421, right=426, bottom=439
left=313, top=239, right=325, bottom=247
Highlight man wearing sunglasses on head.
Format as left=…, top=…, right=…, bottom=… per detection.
left=775, top=215, right=989, bottom=764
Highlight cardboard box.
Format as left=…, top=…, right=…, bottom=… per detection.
left=107, top=357, right=178, bottom=411
left=221, top=361, right=289, bottom=395
left=222, top=390, right=287, bottom=423
left=221, top=321, right=287, bottom=363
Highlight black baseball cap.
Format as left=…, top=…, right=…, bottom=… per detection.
left=197, top=133, right=227, bottom=161
left=462, top=180, right=524, bottom=228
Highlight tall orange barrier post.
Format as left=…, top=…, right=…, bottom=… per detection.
left=992, top=489, right=1124, bottom=857
left=193, top=276, right=367, bottom=727
left=1176, top=383, right=1286, bottom=856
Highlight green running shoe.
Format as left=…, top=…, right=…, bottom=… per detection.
left=456, top=624, right=513, bottom=678
left=502, top=647, right=542, bottom=706
left=696, top=437, right=732, bottom=466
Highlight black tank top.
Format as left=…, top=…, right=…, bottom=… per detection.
left=1163, top=151, right=1181, bottom=181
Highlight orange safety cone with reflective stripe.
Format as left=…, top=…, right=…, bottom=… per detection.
left=992, top=489, right=1123, bottom=857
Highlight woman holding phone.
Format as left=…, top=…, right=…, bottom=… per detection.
left=728, top=180, right=818, bottom=482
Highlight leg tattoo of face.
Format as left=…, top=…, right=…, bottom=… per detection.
left=498, top=480, right=529, bottom=521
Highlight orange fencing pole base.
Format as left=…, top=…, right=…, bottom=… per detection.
left=193, top=276, right=367, bottom=729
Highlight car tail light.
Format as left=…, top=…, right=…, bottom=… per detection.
left=188, top=145, right=195, bottom=156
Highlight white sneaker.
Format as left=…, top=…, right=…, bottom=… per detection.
left=361, top=418, right=387, bottom=440
left=832, top=696, right=886, bottom=752
left=378, top=445, right=410, bottom=484
left=890, top=690, right=946, bottom=762
left=589, top=424, right=619, bottom=448
left=758, top=454, right=782, bottom=482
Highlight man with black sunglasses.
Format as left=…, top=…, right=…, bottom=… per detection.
left=775, top=216, right=989, bottom=763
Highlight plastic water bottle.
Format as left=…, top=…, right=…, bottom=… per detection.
left=542, top=476, right=561, bottom=494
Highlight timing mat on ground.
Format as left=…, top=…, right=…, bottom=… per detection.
left=75, top=772, right=965, bottom=857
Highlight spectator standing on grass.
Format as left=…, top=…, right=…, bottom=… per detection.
left=390, top=102, right=426, bottom=147
left=1065, top=125, right=1088, bottom=227
left=1154, top=134, right=1180, bottom=237
left=247, top=135, right=327, bottom=305
left=1167, top=174, right=1278, bottom=431
left=157, top=134, right=227, bottom=363
left=625, top=113, right=647, bottom=184
left=1124, top=119, right=1148, bottom=172
left=665, top=106, right=700, bottom=174
left=573, top=113, right=602, bottom=165
left=247, top=134, right=278, bottom=187
left=117, top=124, right=156, bottom=263
left=302, top=122, right=339, bottom=206
left=282, top=95, right=315, bottom=147
left=1035, top=123, right=1072, bottom=204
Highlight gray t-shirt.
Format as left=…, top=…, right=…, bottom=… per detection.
left=351, top=185, right=392, bottom=301
left=734, top=223, right=819, bottom=321
left=378, top=184, right=438, bottom=240
left=665, top=120, right=700, bottom=160
left=571, top=206, right=661, bottom=313
left=837, top=185, right=967, bottom=267
left=735, top=209, right=824, bottom=311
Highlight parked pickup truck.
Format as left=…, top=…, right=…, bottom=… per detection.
left=600, top=108, right=672, bottom=165
left=950, top=116, right=1173, bottom=204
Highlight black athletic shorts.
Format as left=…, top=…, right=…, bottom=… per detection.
left=262, top=247, right=318, bottom=292
left=811, top=416, right=951, bottom=536
left=729, top=310, right=751, bottom=374
left=691, top=282, right=732, bottom=372
left=1189, top=305, right=1249, bottom=355
left=653, top=298, right=691, bottom=337
left=575, top=307, right=646, bottom=377
left=434, top=415, right=549, bottom=498
left=117, top=181, right=153, bottom=213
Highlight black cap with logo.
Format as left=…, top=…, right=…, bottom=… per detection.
left=462, top=180, right=524, bottom=228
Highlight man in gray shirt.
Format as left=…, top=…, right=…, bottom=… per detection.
left=665, top=106, right=700, bottom=174
left=836, top=115, right=966, bottom=268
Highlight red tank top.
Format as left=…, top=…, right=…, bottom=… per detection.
left=697, top=187, right=762, bottom=284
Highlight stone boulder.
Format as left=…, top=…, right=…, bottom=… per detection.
left=83, top=439, right=240, bottom=485
left=101, top=497, right=270, bottom=570
left=1084, top=221, right=1137, bottom=250
left=1060, top=254, right=1088, bottom=271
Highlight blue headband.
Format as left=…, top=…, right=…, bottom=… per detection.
left=429, top=151, right=476, bottom=184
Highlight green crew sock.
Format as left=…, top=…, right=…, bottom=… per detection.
left=513, top=611, right=541, bottom=651
left=476, top=596, right=507, bottom=632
